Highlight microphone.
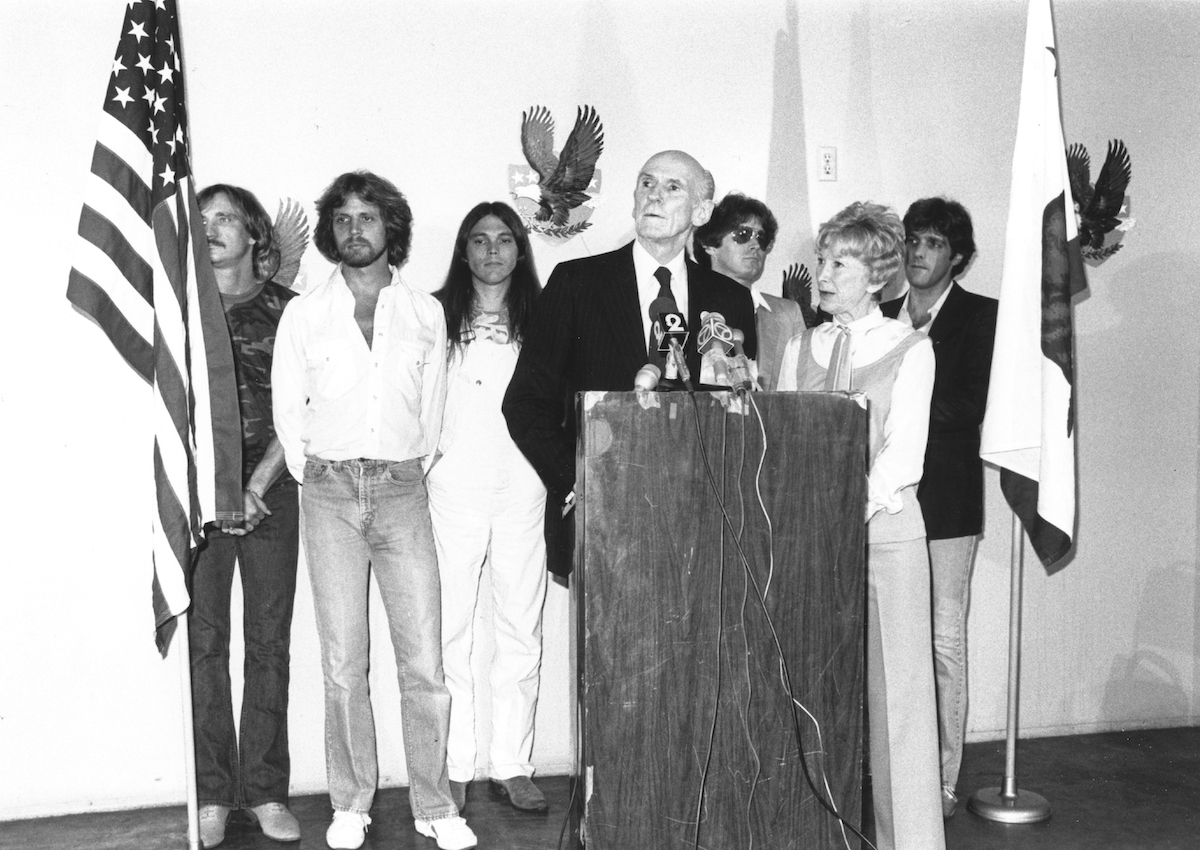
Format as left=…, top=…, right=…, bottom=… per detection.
left=650, top=297, right=689, bottom=355
left=649, top=298, right=691, bottom=389
left=668, top=337, right=692, bottom=391
left=728, top=329, right=754, bottom=394
left=698, top=311, right=734, bottom=389
left=697, top=311, right=735, bottom=356
left=634, top=363, right=661, bottom=391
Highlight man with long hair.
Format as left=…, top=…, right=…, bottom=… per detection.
left=428, top=202, right=550, bottom=814
left=191, top=184, right=300, bottom=849
left=272, top=171, right=476, bottom=850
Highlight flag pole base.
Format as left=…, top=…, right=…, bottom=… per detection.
left=968, top=786, right=1051, bottom=823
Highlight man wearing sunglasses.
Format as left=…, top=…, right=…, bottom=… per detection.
left=694, top=193, right=806, bottom=390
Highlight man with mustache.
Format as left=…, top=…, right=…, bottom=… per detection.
left=882, top=197, right=997, bottom=820
left=272, top=171, right=476, bottom=850
left=503, top=150, right=756, bottom=576
left=191, top=184, right=301, bottom=849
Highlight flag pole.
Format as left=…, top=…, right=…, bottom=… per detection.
left=967, top=511, right=1051, bottom=823
left=176, top=612, right=202, bottom=850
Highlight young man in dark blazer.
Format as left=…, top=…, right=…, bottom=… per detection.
left=502, top=150, right=757, bottom=577
left=881, top=197, right=997, bottom=819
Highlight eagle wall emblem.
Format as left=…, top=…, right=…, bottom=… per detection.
left=1066, top=139, right=1134, bottom=264
left=510, top=105, right=604, bottom=244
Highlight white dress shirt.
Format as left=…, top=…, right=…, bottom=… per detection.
left=632, top=239, right=689, bottom=349
left=777, top=305, right=934, bottom=521
left=894, top=280, right=956, bottom=332
left=272, top=266, right=448, bottom=482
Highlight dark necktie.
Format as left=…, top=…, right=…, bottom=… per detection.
left=648, top=266, right=673, bottom=363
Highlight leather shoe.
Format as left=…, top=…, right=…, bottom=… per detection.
left=450, top=779, right=468, bottom=812
left=248, top=802, right=301, bottom=842
left=489, top=775, right=548, bottom=813
left=199, top=804, right=231, bottom=849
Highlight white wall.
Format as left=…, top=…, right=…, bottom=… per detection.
left=2, top=0, right=1197, bottom=820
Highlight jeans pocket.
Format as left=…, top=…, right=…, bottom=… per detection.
left=385, top=459, right=424, bottom=486
left=304, top=458, right=331, bottom=483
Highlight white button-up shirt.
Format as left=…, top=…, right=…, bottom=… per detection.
left=632, top=239, right=689, bottom=348
left=272, top=265, right=448, bottom=482
left=894, top=280, right=956, bottom=332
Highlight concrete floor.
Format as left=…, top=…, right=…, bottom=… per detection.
left=2, top=726, right=1197, bottom=850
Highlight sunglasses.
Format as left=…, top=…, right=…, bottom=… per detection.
left=728, top=226, right=772, bottom=250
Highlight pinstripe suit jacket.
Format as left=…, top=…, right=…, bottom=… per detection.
left=503, top=241, right=756, bottom=575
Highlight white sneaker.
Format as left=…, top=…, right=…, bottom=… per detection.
left=414, top=815, right=477, bottom=850
left=326, top=810, right=371, bottom=850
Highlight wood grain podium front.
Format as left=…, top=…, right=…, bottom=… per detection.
left=573, top=390, right=868, bottom=849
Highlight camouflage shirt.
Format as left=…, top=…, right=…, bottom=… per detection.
left=222, top=280, right=295, bottom=485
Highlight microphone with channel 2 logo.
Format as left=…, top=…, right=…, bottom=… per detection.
left=650, top=297, right=691, bottom=390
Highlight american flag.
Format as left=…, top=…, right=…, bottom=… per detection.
left=67, top=0, right=242, bottom=653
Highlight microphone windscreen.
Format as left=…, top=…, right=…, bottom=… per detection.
left=730, top=327, right=747, bottom=356
left=634, top=363, right=661, bottom=391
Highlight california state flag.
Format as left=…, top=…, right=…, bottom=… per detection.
left=981, top=0, right=1086, bottom=573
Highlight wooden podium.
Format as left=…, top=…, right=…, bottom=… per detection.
left=573, top=390, right=868, bottom=849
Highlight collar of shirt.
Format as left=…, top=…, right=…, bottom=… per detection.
left=219, top=280, right=266, bottom=311
left=329, top=263, right=402, bottom=300
left=633, top=240, right=689, bottom=342
left=811, top=303, right=916, bottom=368
left=896, top=280, right=955, bottom=331
left=750, top=284, right=771, bottom=312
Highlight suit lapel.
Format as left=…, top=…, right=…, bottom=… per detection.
left=685, top=258, right=707, bottom=343
left=599, top=242, right=649, bottom=364
left=927, top=282, right=966, bottom=344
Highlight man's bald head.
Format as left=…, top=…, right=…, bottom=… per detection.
left=632, top=150, right=715, bottom=261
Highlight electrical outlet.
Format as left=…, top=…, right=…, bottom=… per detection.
left=819, top=146, right=837, bottom=181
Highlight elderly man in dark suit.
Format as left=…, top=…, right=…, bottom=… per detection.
left=881, top=197, right=997, bottom=820
left=503, top=149, right=757, bottom=577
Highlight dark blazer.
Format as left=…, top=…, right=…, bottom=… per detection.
left=882, top=282, right=998, bottom=539
left=503, top=240, right=757, bottom=575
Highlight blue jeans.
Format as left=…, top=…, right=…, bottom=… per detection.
left=302, top=457, right=457, bottom=822
left=929, top=534, right=978, bottom=793
left=189, top=478, right=299, bottom=808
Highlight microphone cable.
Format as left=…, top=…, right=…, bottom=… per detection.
left=684, top=390, right=875, bottom=850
